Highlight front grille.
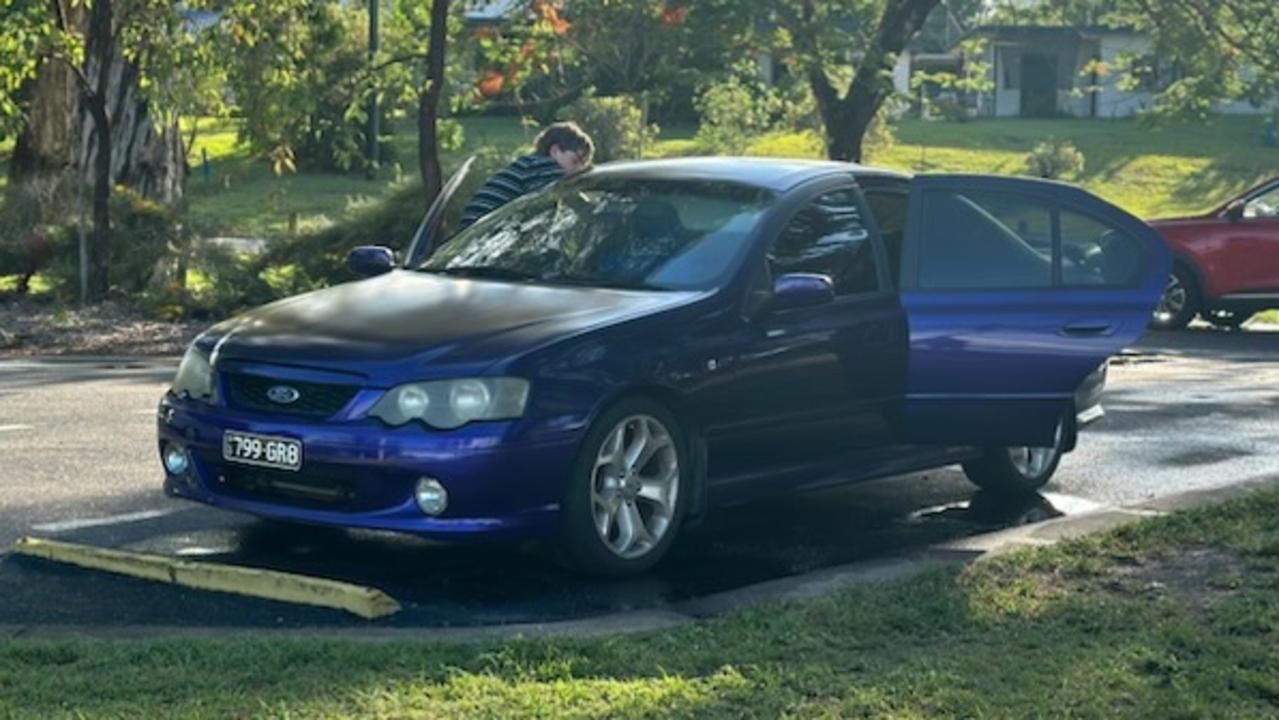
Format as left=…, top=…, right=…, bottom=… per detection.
left=216, top=466, right=357, bottom=509
left=224, top=373, right=359, bottom=418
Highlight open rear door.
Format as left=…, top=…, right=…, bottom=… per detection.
left=897, top=175, right=1170, bottom=446
left=404, top=156, right=476, bottom=268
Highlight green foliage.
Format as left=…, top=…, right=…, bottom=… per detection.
left=694, top=76, right=783, bottom=154
left=1025, top=137, right=1086, bottom=179
left=0, top=173, right=77, bottom=295
left=226, top=2, right=392, bottom=173
left=910, top=39, right=993, bottom=122
left=558, top=94, right=658, bottom=162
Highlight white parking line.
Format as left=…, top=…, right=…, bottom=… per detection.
left=31, top=509, right=177, bottom=533
left=0, top=424, right=33, bottom=433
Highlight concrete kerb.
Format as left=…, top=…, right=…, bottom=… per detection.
left=5, top=473, right=1278, bottom=642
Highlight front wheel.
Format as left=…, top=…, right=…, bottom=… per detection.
left=556, top=398, right=688, bottom=575
left=962, top=420, right=1066, bottom=496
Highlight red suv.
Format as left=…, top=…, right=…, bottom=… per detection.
left=1149, top=178, right=1279, bottom=329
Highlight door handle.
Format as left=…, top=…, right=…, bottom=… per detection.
left=1059, top=322, right=1114, bottom=337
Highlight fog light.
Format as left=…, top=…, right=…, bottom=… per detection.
left=163, top=443, right=190, bottom=475
left=414, top=477, right=448, bottom=516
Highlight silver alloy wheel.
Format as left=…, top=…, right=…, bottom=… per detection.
left=1153, top=273, right=1187, bottom=324
left=1008, top=421, right=1063, bottom=478
left=590, top=414, right=680, bottom=559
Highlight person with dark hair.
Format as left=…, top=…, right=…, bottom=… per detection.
left=458, top=122, right=595, bottom=229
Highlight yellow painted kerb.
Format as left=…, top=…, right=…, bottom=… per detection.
left=11, top=536, right=401, bottom=620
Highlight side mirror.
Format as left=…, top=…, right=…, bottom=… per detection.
left=1225, top=200, right=1246, bottom=223
left=769, top=273, right=835, bottom=312
left=346, top=246, right=395, bottom=277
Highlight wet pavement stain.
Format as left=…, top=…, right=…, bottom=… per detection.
left=1160, top=447, right=1255, bottom=467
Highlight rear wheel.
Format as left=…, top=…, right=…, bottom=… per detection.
left=1150, top=266, right=1198, bottom=330
left=962, top=419, right=1066, bottom=496
left=557, top=397, right=688, bottom=575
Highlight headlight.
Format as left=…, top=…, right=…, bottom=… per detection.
left=370, top=378, right=529, bottom=429
left=171, top=345, right=214, bottom=401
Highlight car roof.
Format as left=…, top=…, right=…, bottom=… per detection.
left=583, top=157, right=911, bottom=192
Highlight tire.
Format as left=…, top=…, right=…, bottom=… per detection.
left=962, top=419, right=1066, bottom=497
left=1149, top=266, right=1199, bottom=331
left=556, top=397, right=689, bottom=576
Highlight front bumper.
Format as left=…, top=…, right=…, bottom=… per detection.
left=157, top=394, right=582, bottom=540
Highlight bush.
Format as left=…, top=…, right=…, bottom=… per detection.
left=558, top=94, right=659, bottom=163
left=0, top=174, right=77, bottom=295
left=1026, top=138, right=1085, bottom=180
left=259, top=150, right=504, bottom=288
left=694, top=77, right=778, bottom=154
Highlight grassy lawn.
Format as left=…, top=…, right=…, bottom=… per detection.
left=181, top=116, right=538, bottom=238
left=175, top=114, right=1278, bottom=239
left=2, top=487, right=1277, bottom=718
left=739, top=115, right=1278, bottom=220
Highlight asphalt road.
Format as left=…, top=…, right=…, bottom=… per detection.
left=1, top=326, right=1276, bottom=628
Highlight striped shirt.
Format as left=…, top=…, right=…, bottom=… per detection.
left=459, top=154, right=564, bottom=228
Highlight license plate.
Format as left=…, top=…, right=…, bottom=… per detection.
left=222, top=430, right=302, bottom=471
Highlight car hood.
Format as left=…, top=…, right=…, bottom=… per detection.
left=207, top=270, right=701, bottom=382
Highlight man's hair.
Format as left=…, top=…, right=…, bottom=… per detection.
left=533, top=122, right=595, bottom=163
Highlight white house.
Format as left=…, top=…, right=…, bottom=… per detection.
left=893, top=25, right=1278, bottom=119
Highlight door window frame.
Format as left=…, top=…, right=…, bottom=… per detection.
left=746, top=177, right=894, bottom=315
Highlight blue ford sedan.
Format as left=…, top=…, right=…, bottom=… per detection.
left=158, top=158, right=1169, bottom=574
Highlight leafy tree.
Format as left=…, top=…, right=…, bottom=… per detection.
left=364, top=0, right=569, bottom=203
left=704, top=0, right=941, bottom=162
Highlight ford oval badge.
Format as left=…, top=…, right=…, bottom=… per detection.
left=267, top=385, right=301, bottom=405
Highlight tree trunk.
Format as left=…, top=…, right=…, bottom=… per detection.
left=10, top=1, right=185, bottom=205
left=812, top=0, right=940, bottom=163
left=417, top=0, right=450, bottom=205
left=85, top=0, right=114, bottom=302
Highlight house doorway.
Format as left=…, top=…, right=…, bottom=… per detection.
left=1021, top=53, right=1058, bottom=117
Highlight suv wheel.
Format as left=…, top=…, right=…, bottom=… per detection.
left=1150, top=266, right=1198, bottom=330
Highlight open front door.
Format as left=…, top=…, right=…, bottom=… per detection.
left=897, top=175, right=1170, bottom=446
left=404, top=156, right=476, bottom=268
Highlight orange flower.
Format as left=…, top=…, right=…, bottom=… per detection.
left=478, top=71, right=504, bottom=97
left=661, top=6, right=688, bottom=25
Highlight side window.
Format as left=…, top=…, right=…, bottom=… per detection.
left=1244, top=186, right=1279, bottom=219
left=770, top=189, right=879, bottom=295
left=863, top=189, right=908, bottom=286
left=1060, top=210, right=1143, bottom=286
left=917, top=190, right=1052, bottom=289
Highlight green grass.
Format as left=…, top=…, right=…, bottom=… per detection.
left=3, top=487, right=1278, bottom=718
left=181, top=116, right=537, bottom=238
left=708, top=115, right=1278, bottom=220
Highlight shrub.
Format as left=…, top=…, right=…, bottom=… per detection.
left=694, top=76, right=778, bottom=154
left=260, top=151, right=509, bottom=289
left=558, top=94, right=659, bottom=163
left=0, top=173, right=77, bottom=295
left=1026, top=138, right=1085, bottom=180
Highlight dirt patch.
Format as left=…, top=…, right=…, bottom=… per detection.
left=0, top=298, right=206, bottom=357
left=1108, top=547, right=1246, bottom=610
